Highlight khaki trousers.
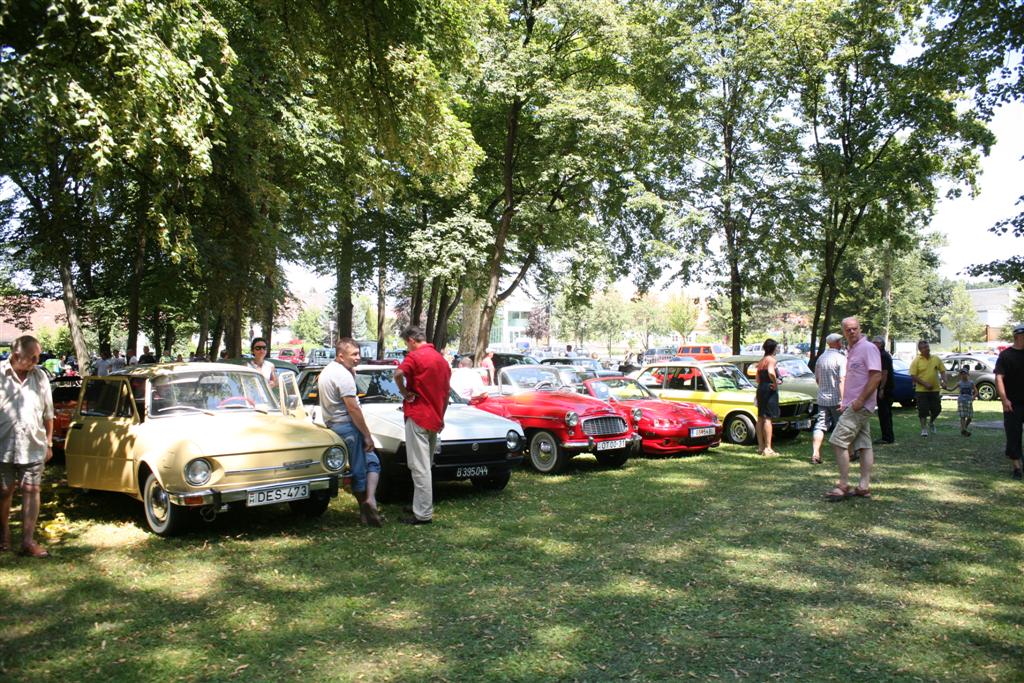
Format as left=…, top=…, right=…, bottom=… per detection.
left=404, top=419, right=437, bottom=521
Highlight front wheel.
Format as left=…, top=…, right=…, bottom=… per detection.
left=529, top=431, right=569, bottom=474
left=143, top=473, right=189, bottom=536
left=595, top=449, right=629, bottom=468
left=724, top=414, right=756, bottom=445
left=471, top=470, right=511, bottom=491
left=977, top=382, right=996, bottom=402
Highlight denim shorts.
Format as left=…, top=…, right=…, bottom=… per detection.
left=329, top=421, right=381, bottom=493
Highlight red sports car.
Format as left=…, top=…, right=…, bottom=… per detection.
left=582, top=377, right=722, bottom=455
left=469, top=365, right=640, bottom=474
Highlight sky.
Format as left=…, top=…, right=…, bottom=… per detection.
left=286, top=101, right=1024, bottom=299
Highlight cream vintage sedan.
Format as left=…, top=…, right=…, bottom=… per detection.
left=64, top=363, right=348, bottom=536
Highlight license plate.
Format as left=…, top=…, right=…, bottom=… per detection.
left=596, top=439, right=627, bottom=451
left=795, top=419, right=811, bottom=429
left=247, top=483, right=309, bottom=507
left=456, top=466, right=489, bottom=478
left=690, top=427, right=716, bottom=437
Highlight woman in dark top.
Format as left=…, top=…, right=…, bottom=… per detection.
left=755, top=338, right=780, bottom=456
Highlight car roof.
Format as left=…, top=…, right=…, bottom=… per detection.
left=109, top=362, right=263, bottom=378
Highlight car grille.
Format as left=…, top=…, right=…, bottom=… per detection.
left=582, top=416, right=628, bottom=436
left=779, top=402, right=812, bottom=418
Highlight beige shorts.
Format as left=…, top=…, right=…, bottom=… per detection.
left=828, top=408, right=873, bottom=452
left=0, top=461, right=45, bottom=489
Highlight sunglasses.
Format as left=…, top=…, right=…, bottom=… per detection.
left=253, top=345, right=267, bottom=350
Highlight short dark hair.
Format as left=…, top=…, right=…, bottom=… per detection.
left=763, top=338, right=778, bottom=356
left=401, top=326, right=426, bottom=342
left=251, top=337, right=268, bottom=351
left=336, top=337, right=358, bottom=353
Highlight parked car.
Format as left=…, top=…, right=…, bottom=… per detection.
left=50, top=375, right=83, bottom=453
left=890, top=358, right=916, bottom=408
left=722, top=354, right=819, bottom=404
left=940, top=353, right=999, bottom=401
left=643, top=347, right=676, bottom=364
left=273, top=347, right=304, bottom=365
left=306, top=347, right=335, bottom=367
left=64, top=363, right=347, bottom=536
left=581, top=377, right=722, bottom=455
left=469, top=365, right=641, bottom=473
left=539, top=357, right=619, bottom=377
left=297, top=365, right=525, bottom=495
left=636, top=361, right=813, bottom=445
left=453, top=352, right=540, bottom=374
left=675, top=345, right=718, bottom=361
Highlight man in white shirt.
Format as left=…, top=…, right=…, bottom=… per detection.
left=94, top=350, right=113, bottom=376
left=450, top=357, right=486, bottom=399
left=111, top=349, right=126, bottom=372
left=0, top=336, right=54, bottom=558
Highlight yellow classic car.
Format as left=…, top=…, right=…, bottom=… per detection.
left=636, top=361, right=813, bottom=445
left=64, top=363, right=348, bottom=536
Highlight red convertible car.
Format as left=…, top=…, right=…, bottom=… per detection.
left=582, top=377, right=722, bottom=455
left=469, top=365, right=640, bottom=474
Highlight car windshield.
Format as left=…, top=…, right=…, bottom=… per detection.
left=150, top=370, right=278, bottom=416
left=704, top=364, right=754, bottom=391
left=893, top=358, right=909, bottom=371
left=502, top=365, right=571, bottom=391
left=777, top=358, right=813, bottom=378
left=589, top=378, right=652, bottom=401
left=355, top=369, right=403, bottom=403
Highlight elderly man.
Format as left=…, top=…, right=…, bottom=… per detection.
left=871, top=336, right=895, bottom=445
left=910, top=340, right=946, bottom=436
left=995, top=324, right=1024, bottom=481
left=825, top=317, right=882, bottom=501
left=811, top=333, right=846, bottom=464
left=450, top=356, right=486, bottom=400
left=395, top=326, right=451, bottom=525
left=0, top=335, right=55, bottom=557
left=319, top=337, right=382, bottom=526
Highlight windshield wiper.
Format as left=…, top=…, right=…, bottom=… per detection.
left=156, top=405, right=213, bottom=416
left=361, top=395, right=400, bottom=403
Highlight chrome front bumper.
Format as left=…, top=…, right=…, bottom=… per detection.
left=561, top=433, right=642, bottom=452
left=166, top=475, right=339, bottom=506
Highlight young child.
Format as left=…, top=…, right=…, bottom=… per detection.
left=957, top=366, right=978, bottom=436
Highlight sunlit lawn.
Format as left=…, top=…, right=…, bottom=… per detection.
left=2, top=402, right=1022, bottom=682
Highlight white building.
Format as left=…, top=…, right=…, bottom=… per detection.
left=939, top=285, right=1017, bottom=345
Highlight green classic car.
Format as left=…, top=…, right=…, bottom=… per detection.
left=636, top=361, right=813, bottom=445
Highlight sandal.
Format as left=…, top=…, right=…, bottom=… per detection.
left=810, top=456, right=822, bottom=465
left=852, top=486, right=872, bottom=499
left=360, top=501, right=383, bottom=528
left=18, top=541, right=49, bottom=558
left=825, top=484, right=851, bottom=501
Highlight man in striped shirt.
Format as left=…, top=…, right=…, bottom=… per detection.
left=811, top=333, right=846, bottom=464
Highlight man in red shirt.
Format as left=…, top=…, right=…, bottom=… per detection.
left=395, top=326, right=452, bottom=524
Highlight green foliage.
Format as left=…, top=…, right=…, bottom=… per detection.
left=1001, top=286, right=1024, bottom=340
left=292, top=306, right=325, bottom=344
left=630, top=294, right=671, bottom=350
left=590, top=290, right=631, bottom=355
left=941, top=283, right=985, bottom=350
left=33, top=325, right=74, bottom=357
left=666, top=295, right=699, bottom=339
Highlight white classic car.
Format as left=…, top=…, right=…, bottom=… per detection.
left=297, top=365, right=525, bottom=495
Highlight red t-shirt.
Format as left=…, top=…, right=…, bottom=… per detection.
left=398, top=343, right=452, bottom=432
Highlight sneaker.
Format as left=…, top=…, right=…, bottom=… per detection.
left=961, top=429, right=968, bottom=436
left=920, top=429, right=928, bottom=437
left=1013, top=469, right=1022, bottom=481
left=929, top=423, right=937, bottom=435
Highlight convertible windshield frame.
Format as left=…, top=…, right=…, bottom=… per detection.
left=148, top=370, right=280, bottom=418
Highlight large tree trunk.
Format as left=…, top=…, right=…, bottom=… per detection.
left=881, top=246, right=893, bottom=346
left=424, top=276, right=440, bottom=341
left=336, top=233, right=354, bottom=338
left=262, top=271, right=274, bottom=348
left=127, top=220, right=146, bottom=358
left=376, top=258, right=386, bottom=360
left=410, top=276, right=425, bottom=327
left=194, top=297, right=209, bottom=359
left=150, top=308, right=163, bottom=358
left=461, top=292, right=483, bottom=354
left=57, top=257, right=91, bottom=374
left=209, top=312, right=224, bottom=359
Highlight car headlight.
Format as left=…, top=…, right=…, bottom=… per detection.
left=506, top=430, right=521, bottom=451
left=323, top=445, right=347, bottom=472
left=631, top=407, right=643, bottom=423
left=565, top=411, right=579, bottom=427
left=184, top=458, right=212, bottom=486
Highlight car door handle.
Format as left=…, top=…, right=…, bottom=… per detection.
left=71, top=423, right=83, bottom=430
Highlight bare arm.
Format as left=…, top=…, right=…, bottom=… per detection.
left=996, top=374, right=1012, bottom=413
left=342, top=396, right=375, bottom=452
left=45, top=417, right=53, bottom=463
left=395, top=367, right=413, bottom=401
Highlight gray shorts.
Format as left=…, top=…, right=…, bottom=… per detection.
left=828, top=408, right=873, bottom=452
left=0, top=461, right=45, bottom=489
left=813, top=405, right=842, bottom=435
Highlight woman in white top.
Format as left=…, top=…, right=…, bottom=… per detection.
left=247, top=337, right=277, bottom=388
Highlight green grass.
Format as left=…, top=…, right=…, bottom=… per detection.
left=2, top=402, right=1022, bottom=682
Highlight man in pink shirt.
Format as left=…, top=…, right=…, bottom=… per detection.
left=826, top=317, right=882, bottom=501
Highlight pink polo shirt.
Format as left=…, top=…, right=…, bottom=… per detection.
left=842, top=335, right=882, bottom=411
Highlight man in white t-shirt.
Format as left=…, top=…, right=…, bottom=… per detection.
left=93, top=350, right=112, bottom=376
left=450, top=357, right=486, bottom=399
left=111, top=349, right=126, bottom=372
left=319, top=338, right=382, bottom=526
